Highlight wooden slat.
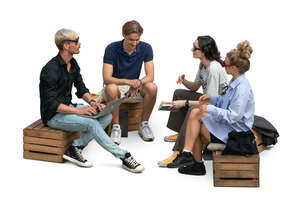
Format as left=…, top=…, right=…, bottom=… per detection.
left=24, top=143, right=68, bottom=154
left=128, top=124, right=139, bottom=131
left=23, top=129, right=67, bottom=140
left=214, top=163, right=258, bottom=171
left=23, top=150, right=63, bottom=163
left=39, top=125, right=51, bottom=131
left=120, top=103, right=143, bottom=110
left=214, top=179, right=259, bottom=187
left=213, top=153, right=259, bottom=163
left=214, top=170, right=259, bottom=178
left=25, top=119, right=42, bottom=130
left=128, top=116, right=142, bottom=124
left=23, top=136, right=71, bottom=147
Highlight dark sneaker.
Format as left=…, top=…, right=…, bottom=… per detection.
left=178, top=162, right=206, bottom=175
left=121, top=153, right=144, bottom=173
left=167, top=151, right=195, bottom=168
left=202, top=147, right=213, bottom=161
left=63, top=145, right=93, bottom=168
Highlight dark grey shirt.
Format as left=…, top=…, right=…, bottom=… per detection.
left=39, top=53, right=89, bottom=125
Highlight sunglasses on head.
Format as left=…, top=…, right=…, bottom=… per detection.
left=64, top=37, right=79, bottom=43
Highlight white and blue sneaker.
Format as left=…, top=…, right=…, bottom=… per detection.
left=138, top=121, right=154, bottom=142
left=110, top=124, right=121, bottom=145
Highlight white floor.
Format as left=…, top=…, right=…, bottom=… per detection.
left=2, top=110, right=296, bottom=202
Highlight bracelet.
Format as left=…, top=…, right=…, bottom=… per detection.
left=88, top=99, right=96, bottom=104
left=138, top=79, right=142, bottom=84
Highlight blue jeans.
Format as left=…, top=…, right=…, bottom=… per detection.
left=47, top=104, right=127, bottom=159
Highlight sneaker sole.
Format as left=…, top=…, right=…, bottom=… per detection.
left=63, top=155, right=93, bottom=168
left=138, top=132, right=154, bottom=142
left=122, top=164, right=144, bottom=173
left=178, top=168, right=206, bottom=176
left=163, top=137, right=177, bottom=142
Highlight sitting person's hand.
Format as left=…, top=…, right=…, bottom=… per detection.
left=128, top=79, right=141, bottom=89
left=77, top=106, right=97, bottom=116
left=90, top=102, right=105, bottom=111
left=199, top=94, right=210, bottom=105
left=176, top=74, right=185, bottom=84
left=171, top=100, right=185, bottom=109
left=126, top=87, right=139, bottom=98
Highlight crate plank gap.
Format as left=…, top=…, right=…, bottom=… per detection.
left=23, top=119, right=81, bottom=163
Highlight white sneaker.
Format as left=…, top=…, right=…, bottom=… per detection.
left=138, top=121, right=154, bottom=142
left=111, top=124, right=121, bottom=145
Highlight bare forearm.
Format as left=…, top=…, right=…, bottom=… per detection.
left=104, top=76, right=131, bottom=86
left=188, top=100, right=200, bottom=106
left=182, top=79, right=200, bottom=91
left=140, top=74, right=154, bottom=84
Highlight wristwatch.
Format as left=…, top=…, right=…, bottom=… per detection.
left=185, top=100, right=189, bottom=109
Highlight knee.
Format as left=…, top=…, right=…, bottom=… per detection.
left=105, top=84, right=119, bottom=97
left=190, top=108, right=201, bottom=119
left=143, top=82, right=157, bottom=96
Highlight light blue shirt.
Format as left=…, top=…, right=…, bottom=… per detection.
left=201, top=74, right=255, bottom=143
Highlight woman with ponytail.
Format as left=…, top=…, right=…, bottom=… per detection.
left=170, top=41, right=255, bottom=175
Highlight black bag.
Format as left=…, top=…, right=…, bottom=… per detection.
left=253, top=115, right=279, bottom=146
left=222, top=131, right=258, bottom=155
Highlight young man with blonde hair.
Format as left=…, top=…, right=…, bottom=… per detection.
left=39, top=28, right=144, bottom=173
left=102, top=20, right=157, bottom=144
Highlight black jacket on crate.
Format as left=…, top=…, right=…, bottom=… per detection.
left=222, top=130, right=259, bottom=155
left=253, top=115, right=279, bottom=146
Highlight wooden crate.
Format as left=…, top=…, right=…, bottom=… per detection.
left=120, top=102, right=143, bottom=131
left=213, top=152, right=259, bottom=187
left=23, top=119, right=81, bottom=163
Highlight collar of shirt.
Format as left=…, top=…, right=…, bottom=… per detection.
left=56, top=53, right=77, bottom=72
left=118, top=40, right=141, bottom=57
left=228, top=74, right=246, bottom=89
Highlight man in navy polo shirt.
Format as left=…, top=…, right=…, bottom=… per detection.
left=102, top=20, right=157, bottom=144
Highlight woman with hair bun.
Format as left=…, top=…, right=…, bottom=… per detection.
left=171, top=41, right=255, bottom=175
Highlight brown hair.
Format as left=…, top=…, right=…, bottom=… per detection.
left=122, top=20, right=143, bottom=36
left=226, top=40, right=253, bottom=74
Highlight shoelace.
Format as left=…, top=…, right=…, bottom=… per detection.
left=74, top=147, right=86, bottom=162
left=125, top=156, right=139, bottom=168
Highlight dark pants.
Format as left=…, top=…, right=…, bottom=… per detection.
left=166, top=89, right=202, bottom=152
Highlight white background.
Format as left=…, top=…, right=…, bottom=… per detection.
left=1, top=0, right=299, bottom=201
